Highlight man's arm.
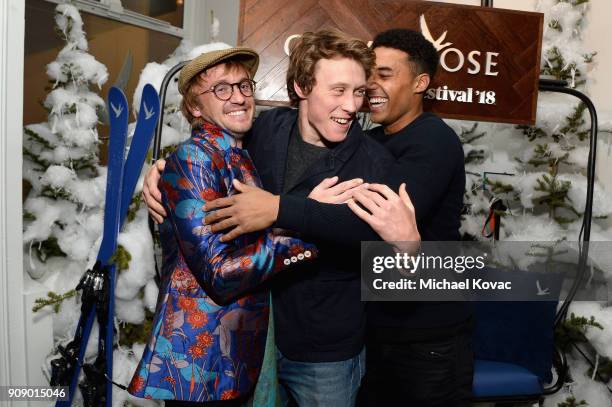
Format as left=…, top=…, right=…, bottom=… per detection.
left=382, top=132, right=463, bottom=223
left=162, top=143, right=316, bottom=306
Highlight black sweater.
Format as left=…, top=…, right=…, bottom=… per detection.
left=276, top=112, right=472, bottom=330
left=247, top=108, right=391, bottom=362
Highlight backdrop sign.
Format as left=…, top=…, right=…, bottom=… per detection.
left=238, top=0, right=543, bottom=125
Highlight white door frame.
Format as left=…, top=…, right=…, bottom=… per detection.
left=0, top=0, right=28, bottom=389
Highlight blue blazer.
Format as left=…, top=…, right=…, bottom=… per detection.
left=128, top=122, right=316, bottom=402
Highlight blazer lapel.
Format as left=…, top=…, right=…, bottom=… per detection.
left=264, top=110, right=295, bottom=194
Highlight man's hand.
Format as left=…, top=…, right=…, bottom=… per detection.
left=309, top=176, right=365, bottom=204
left=347, top=183, right=420, bottom=249
left=204, top=179, right=280, bottom=242
left=142, top=159, right=167, bottom=224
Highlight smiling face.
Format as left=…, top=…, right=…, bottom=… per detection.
left=368, top=46, right=429, bottom=134
left=187, top=63, right=254, bottom=139
left=296, top=57, right=367, bottom=146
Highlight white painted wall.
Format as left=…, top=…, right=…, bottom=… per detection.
left=184, top=0, right=240, bottom=46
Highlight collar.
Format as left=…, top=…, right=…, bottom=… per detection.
left=192, top=121, right=239, bottom=152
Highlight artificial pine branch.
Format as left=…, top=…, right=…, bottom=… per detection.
left=458, top=123, right=487, bottom=144
left=517, top=124, right=548, bottom=142
left=126, top=194, right=142, bottom=223
left=109, top=244, right=132, bottom=272
left=558, top=396, right=588, bottom=407
left=34, top=237, right=68, bottom=263
left=24, top=127, right=53, bottom=149
left=23, top=148, right=51, bottom=171
left=587, top=356, right=612, bottom=383
left=32, top=289, right=77, bottom=313
left=118, top=309, right=155, bottom=347
left=555, top=313, right=603, bottom=353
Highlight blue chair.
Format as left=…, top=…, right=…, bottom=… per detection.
left=470, top=266, right=570, bottom=405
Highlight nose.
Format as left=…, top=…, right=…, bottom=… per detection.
left=229, top=84, right=246, bottom=104
left=341, top=92, right=359, bottom=114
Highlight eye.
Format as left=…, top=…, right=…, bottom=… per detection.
left=332, top=87, right=345, bottom=95
left=214, top=83, right=232, bottom=97
left=239, top=81, right=253, bottom=92
left=355, top=88, right=366, bottom=97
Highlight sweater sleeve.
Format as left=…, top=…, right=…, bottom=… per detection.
left=276, top=194, right=381, bottom=248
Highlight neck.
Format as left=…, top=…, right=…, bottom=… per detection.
left=383, top=100, right=423, bottom=135
left=201, top=121, right=243, bottom=147
left=297, top=101, right=326, bottom=147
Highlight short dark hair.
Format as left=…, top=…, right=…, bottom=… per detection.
left=372, top=29, right=439, bottom=81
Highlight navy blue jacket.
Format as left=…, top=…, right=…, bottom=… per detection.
left=246, top=107, right=391, bottom=362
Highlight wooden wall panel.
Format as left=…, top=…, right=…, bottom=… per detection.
left=239, top=0, right=543, bottom=124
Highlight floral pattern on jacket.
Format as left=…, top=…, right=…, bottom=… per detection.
left=128, top=122, right=316, bottom=402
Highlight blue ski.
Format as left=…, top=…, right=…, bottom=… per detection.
left=57, top=86, right=128, bottom=407
left=55, top=85, right=159, bottom=406
left=105, top=84, right=160, bottom=405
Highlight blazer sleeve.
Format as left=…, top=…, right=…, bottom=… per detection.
left=161, top=142, right=317, bottom=306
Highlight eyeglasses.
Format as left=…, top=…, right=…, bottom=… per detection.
left=199, top=79, right=256, bottom=101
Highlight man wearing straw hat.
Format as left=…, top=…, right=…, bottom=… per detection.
left=127, top=47, right=317, bottom=406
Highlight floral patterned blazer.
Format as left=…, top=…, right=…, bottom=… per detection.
left=128, top=122, right=316, bottom=402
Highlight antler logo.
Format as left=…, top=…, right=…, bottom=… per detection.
left=420, top=14, right=452, bottom=52
left=110, top=102, right=123, bottom=118
left=143, top=103, right=155, bottom=120
left=418, top=14, right=499, bottom=77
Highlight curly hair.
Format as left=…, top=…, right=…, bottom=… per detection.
left=371, top=28, right=439, bottom=81
left=286, top=30, right=375, bottom=106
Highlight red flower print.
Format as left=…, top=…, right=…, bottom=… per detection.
left=230, top=153, right=242, bottom=165
left=201, top=187, right=220, bottom=201
left=188, top=344, right=207, bottom=359
left=220, top=389, right=239, bottom=400
left=211, top=154, right=225, bottom=170
left=162, top=376, right=176, bottom=386
left=177, top=297, right=197, bottom=311
left=178, top=178, right=193, bottom=189
left=186, top=309, right=208, bottom=329
left=172, top=269, right=199, bottom=292
left=239, top=257, right=252, bottom=269
left=196, top=331, right=214, bottom=348
left=128, top=375, right=145, bottom=393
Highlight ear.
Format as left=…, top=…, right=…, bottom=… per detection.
left=186, top=98, right=202, bottom=118
left=293, top=80, right=308, bottom=99
left=413, top=73, right=431, bottom=94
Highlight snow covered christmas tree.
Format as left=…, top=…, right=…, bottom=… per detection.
left=23, top=2, right=108, bottom=279
left=22, top=3, right=157, bottom=405
left=456, top=0, right=612, bottom=405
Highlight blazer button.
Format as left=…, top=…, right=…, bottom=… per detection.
left=291, top=256, right=298, bottom=263
left=297, top=253, right=304, bottom=260
left=304, top=250, right=312, bottom=258
left=284, top=259, right=291, bottom=265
